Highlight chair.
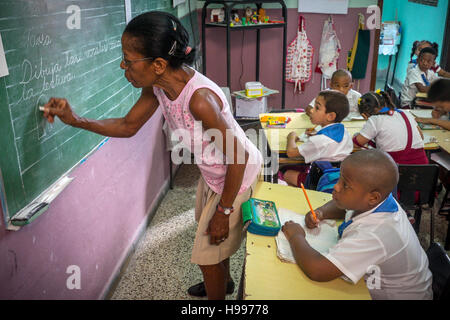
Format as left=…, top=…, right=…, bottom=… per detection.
left=396, top=164, right=439, bottom=234
left=426, top=242, right=450, bottom=300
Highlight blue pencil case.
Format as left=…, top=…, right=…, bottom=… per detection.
left=241, top=198, right=281, bottom=236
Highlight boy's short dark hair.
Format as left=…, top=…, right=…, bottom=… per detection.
left=419, top=46, right=437, bottom=58
left=318, top=90, right=350, bottom=123
left=428, top=79, right=450, bottom=102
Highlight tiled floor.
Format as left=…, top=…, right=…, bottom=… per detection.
left=110, top=164, right=245, bottom=300
left=110, top=163, right=450, bottom=300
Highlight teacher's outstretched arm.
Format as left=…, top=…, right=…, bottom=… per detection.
left=42, top=86, right=159, bottom=138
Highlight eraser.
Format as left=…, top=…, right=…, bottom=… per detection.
left=39, top=106, right=45, bottom=111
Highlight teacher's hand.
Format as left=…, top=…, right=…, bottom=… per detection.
left=206, top=210, right=229, bottom=246
left=42, top=98, right=79, bottom=126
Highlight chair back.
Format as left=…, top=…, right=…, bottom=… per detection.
left=397, top=164, right=439, bottom=208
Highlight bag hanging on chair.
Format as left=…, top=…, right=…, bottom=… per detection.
left=286, top=15, right=314, bottom=94
left=315, top=16, right=341, bottom=91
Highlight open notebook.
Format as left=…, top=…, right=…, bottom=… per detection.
left=275, top=208, right=339, bottom=263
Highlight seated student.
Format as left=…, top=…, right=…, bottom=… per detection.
left=353, top=90, right=428, bottom=165
left=281, top=90, right=353, bottom=188
left=401, top=47, right=440, bottom=108
left=305, top=69, right=361, bottom=116
left=416, top=78, right=450, bottom=130
left=282, top=149, right=433, bottom=300
left=408, top=40, right=450, bottom=78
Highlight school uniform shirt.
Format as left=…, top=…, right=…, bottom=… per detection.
left=325, top=194, right=433, bottom=300
left=400, top=64, right=439, bottom=107
left=309, top=89, right=362, bottom=113
left=358, top=111, right=424, bottom=152
left=297, top=123, right=353, bottom=164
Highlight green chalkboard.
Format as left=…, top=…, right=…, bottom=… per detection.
left=0, top=0, right=135, bottom=220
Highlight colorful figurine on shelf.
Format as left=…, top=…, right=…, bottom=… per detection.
left=245, top=7, right=253, bottom=24
left=258, top=8, right=267, bottom=23
left=251, top=13, right=258, bottom=25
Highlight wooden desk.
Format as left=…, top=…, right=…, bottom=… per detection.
left=427, top=130, right=450, bottom=153
left=243, top=182, right=372, bottom=300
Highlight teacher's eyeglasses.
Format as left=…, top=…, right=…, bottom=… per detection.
left=122, top=54, right=153, bottom=67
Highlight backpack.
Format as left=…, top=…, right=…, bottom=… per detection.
left=305, top=161, right=340, bottom=193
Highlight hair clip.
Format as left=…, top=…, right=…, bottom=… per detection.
left=185, top=46, right=192, bottom=55
left=358, top=98, right=362, bottom=105
left=171, top=19, right=177, bottom=31
left=168, top=41, right=177, bottom=56
left=375, top=89, right=382, bottom=95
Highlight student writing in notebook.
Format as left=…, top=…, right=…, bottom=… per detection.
left=305, top=69, right=361, bottom=117
left=401, top=47, right=439, bottom=108
left=415, top=78, right=450, bottom=131
left=282, top=150, right=433, bottom=300
left=279, top=91, right=353, bottom=188
left=353, top=90, right=428, bottom=165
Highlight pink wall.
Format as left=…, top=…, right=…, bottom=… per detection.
left=200, top=8, right=375, bottom=109
left=0, top=110, right=170, bottom=299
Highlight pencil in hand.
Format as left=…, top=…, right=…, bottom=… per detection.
left=300, top=183, right=318, bottom=223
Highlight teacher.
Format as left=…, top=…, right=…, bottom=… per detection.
left=42, top=11, right=262, bottom=300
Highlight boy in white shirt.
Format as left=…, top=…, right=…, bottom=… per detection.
left=306, top=69, right=361, bottom=115
left=282, top=149, right=433, bottom=300
left=401, top=47, right=439, bottom=108
left=281, top=90, right=353, bottom=187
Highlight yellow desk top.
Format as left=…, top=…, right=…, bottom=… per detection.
left=427, top=130, right=450, bottom=153
left=259, top=112, right=367, bottom=130
left=244, top=182, right=371, bottom=300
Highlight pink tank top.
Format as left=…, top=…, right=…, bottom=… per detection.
left=153, top=69, right=262, bottom=195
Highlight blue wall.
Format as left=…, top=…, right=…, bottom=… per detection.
left=377, top=0, right=449, bottom=88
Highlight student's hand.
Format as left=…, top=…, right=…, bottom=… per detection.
left=43, top=98, right=79, bottom=126
left=305, top=106, right=313, bottom=118
left=415, top=117, right=435, bottom=124
left=282, top=221, right=305, bottom=241
left=432, top=108, right=447, bottom=119
left=206, top=210, right=230, bottom=246
left=305, top=209, right=323, bottom=229
left=287, top=132, right=300, bottom=142
left=305, top=127, right=317, bottom=136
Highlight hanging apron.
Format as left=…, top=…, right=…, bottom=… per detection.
left=286, top=15, right=314, bottom=94
left=315, top=16, right=341, bottom=91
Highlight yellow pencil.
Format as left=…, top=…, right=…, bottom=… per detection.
left=300, top=183, right=317, bottom=222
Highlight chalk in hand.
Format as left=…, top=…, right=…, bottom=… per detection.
left=39, top=106, right=45, bottom=112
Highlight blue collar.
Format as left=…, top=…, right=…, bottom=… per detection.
left=316, top=123, right=345, bottom=143
left=338, top=193, right=398, bottom=238
left=373, top=193, right=399, bottom=213
left=378, top=107, right=400, bottom=114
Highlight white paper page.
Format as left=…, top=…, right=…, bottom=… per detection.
left=0, top=33, right=9, bottom=77
left=276, top=208, right=338, bottom=263
left=298, top=0, right=349, bottom=14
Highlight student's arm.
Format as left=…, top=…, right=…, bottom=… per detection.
left=416, top=117, right=450, bottom=130
left=282, top=221, right=344, bottom=282
left=190, top=88, right=249, bottom=245
left=414, top=82, right=429, bottom=93
left=42, top=86, right=159, bottom=137
left=438, top=69, right=450, bottom=78
left=352, top=133, right=370, bottom=148
left=286, top=132, right=302, bottom=158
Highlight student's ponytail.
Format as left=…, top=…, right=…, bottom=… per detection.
left=411, top=41, right=419, bottom=60
left=378, top=90, right=396, bottom=113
